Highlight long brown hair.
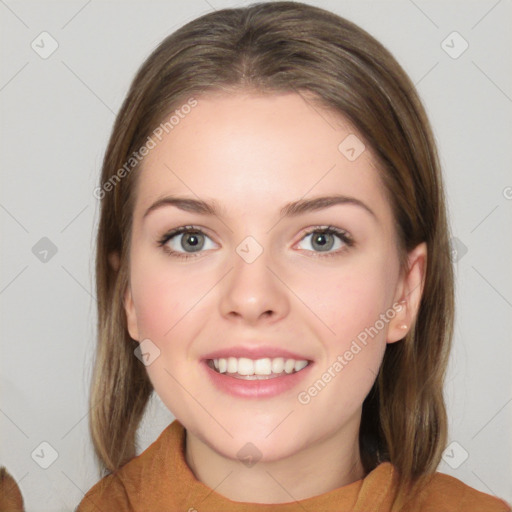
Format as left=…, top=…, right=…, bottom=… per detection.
left=90, top=1, right=454, bottom=502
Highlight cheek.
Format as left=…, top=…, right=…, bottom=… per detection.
left=129, top=254, right=204, bottom=340
left=301, top=257, right=391, bottom=340
left=294, top=253, right=393, bottom=400
left=129, top=257, right=206, bottom=403
left=296, top=274, right=389, bottom=416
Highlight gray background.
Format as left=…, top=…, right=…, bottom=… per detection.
left=1, top=0, right=511, bottom=510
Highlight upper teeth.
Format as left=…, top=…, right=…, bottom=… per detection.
left=212, top=357, right=308, bottom=376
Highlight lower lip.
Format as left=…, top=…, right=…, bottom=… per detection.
left=201, top=360, right=314, bottom=399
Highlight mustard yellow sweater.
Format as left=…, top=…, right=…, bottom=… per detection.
left=77, top=420, right=510, bottom=511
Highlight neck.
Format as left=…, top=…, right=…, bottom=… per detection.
left=184, top=419, right=365, bottom=504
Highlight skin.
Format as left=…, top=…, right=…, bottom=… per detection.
left=121, top=90, right=427, bottom=504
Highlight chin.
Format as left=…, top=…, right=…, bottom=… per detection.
left=194, top=417, right=312, bottom=463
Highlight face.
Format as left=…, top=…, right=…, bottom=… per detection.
left=123, top=91, right=425, bottom=463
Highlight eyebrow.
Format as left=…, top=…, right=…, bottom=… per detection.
left=143, top=194, right=377, bottom=221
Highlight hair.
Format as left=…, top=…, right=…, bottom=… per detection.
left=90, top=0, right=454, bottom=504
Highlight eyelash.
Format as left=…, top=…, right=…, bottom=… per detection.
left=156, top=225, right=354, bottom=261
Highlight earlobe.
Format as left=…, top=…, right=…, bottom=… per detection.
left=387, top=242, right=427, bottom=344
left=124, top=285, right=140, bottom=342
left=108, top=251, right=120, bottom=272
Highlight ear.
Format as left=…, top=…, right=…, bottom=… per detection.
left=387, top=241, right=427, bottom=344
left=108, top=250, right=140, bottom=341
left=123, top=284, right=140, bottom=342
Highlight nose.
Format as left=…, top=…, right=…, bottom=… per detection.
left=218, top=245, right=290, bottom=325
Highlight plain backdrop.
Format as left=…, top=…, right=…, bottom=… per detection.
left=1, top=0, right=511, bottom=510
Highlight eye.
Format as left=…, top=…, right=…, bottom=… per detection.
left=157, top=224, right=354, bottom=261
left=157, top=226, right=216, bottom=260
left=296, top=226, right=353, bottom=257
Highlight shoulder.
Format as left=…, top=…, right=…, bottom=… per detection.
left=75, top=472, right=130, bottom=511
left=76, top=421, right=180, bottom=511
left=409, top=471, right=511, bottom=512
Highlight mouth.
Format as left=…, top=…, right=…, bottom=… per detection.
left=205, top=356, right=312, bottom=380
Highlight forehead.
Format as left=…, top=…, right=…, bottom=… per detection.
left=133, top=91, right=390, bottom=224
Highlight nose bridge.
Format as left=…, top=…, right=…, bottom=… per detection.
left=218, top=234, right=289, bottom=323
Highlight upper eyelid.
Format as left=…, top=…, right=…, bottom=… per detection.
left=159, top=225, right=215, bottom=242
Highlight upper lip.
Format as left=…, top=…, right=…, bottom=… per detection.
left=202, top=346, right=312, bottom=361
